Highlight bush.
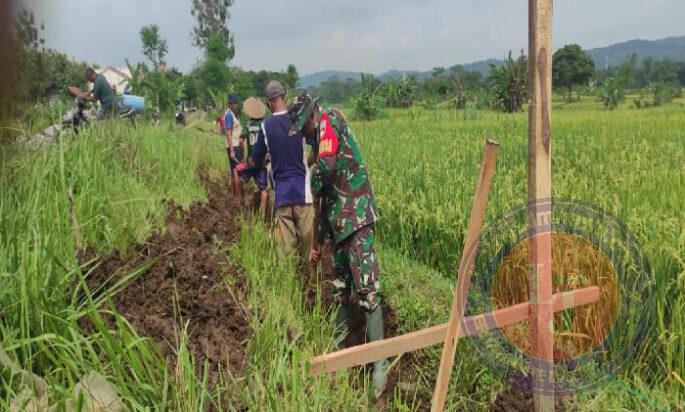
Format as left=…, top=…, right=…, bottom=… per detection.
left=452, top=91, right=467, bottom=110
left=420, top=96, right=439, bottom=111
left=633, top=82, right=680, bottom=109
left=653, top=82, right=677, bottom=106
left=352, top=93, right=385, bottom=121
left=487, top=51, right=527, bottom=113
left=386, top=76, right=417, bottom=108
left=352, top=75, right=385, bottom=121
left=633, top=87, right=651, bottom=109
left=598, top=77, right=625, bottom=110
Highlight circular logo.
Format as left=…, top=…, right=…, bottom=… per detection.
left=459, top=198, right=654, bottom=396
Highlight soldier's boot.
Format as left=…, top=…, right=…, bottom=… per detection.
left=333, top=303, right=350, bottom=350
left=365, top=305, right=388, bottom=399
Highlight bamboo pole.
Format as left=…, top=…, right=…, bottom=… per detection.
left=430, top=139, right=500, bottom=412
left=528, top=1, right=555, bottom=410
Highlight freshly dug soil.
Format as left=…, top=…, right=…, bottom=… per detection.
left=491, top=373, right=570, bottom=412
left=79, top=174, right=251, bottom=387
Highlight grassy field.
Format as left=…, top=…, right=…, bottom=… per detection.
left=0, top=122, right=231, bottom=409
left=1, top=96, right=683, bottom=410
left=352, top=97, right=685, bottom=408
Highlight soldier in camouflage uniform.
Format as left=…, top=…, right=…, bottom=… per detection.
left=288, top=91, right=388, bottom=398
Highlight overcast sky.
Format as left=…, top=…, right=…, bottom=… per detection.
left=19, top=0, right=685, bottom=75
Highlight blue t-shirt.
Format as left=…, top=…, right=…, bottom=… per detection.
left=252, top=112, right=313, bottom=208
left=224, top=111, right=233, bottom=129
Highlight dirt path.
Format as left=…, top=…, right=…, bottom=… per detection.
left=79, top=174, right=251, bottom=388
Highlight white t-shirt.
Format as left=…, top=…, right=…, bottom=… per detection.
left=224, top=109, right=242, bottom=147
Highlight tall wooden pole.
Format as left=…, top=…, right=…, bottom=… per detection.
left=431, top=140, right=500, bottom=412
left=528, top=0, right=555, bottom=411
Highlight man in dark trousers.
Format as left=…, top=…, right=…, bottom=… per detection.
left=289, top=91, right=388, bottom=398
left=250, top=81, right=314, bottom=262
left=224, top=93, right=243, bottom=202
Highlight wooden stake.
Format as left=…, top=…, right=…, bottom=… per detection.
left=528, top=0, right=555, bottom=410
left=431, top=139, right=500, bottom=412
left=310, top=286, right=599, bottom=375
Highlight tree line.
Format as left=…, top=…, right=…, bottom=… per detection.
left=4, top=1, right=685, bottom=126
left=2, top=1, right=300, bottom=123
left=310, top=44, right=685, bottom=118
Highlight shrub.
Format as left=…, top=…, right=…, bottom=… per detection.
left=352, top=74, right=385, bottom=121
left=352, top=92, right=385, bottom=121
left=386, top=76, right=417, bottom=108
left=487, top=51, right=527, bottom=113
left=653, top=82, right=677, bottom=106
left=633, top=82, right=680, bottom=109
left=598, top=77, right=625, bottom=110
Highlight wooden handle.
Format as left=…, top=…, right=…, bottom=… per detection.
left=431, top=139, right=500, bottom=412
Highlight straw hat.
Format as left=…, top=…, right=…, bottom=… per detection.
left=243, top=97, right=266, bottom=119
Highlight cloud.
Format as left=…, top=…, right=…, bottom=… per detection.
left=17, top=0, right=685, bottom=75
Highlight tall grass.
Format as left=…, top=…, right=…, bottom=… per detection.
left=0, top=120, right=226, bottom=409
left=230, top=218, right=369, bottom=410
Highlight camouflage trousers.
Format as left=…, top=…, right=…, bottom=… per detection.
left=332, top=224, right=380, bottom=311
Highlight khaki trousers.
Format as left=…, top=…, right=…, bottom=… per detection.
left=276, top=204, right=314, bottom=263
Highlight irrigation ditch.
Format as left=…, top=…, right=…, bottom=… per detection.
left=73, top=169, right=577, bottom=411
left=79, top=173, right=252, bottom=389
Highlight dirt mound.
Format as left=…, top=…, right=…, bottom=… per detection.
left=79, top=175, right=251, bottom=387
left=491, top=373, right=571, bottom=411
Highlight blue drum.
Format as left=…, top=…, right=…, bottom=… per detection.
left=120, top=94, right=145, bottom=113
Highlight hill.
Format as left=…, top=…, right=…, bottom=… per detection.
left=300, top=35, right=685, bottom=88
left=588, top=36, right=685, bottom=69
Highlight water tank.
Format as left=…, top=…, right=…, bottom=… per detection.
left=121, top=95, right=145, bottom=113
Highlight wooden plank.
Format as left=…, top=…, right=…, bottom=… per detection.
left=528, top=0, right=555, bottom=410
left=431, top=139, right=500, bottom=412
left=309, top=286, right=599, bottom=376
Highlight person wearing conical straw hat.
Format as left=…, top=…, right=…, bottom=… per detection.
left=240, top=97, right=269, bottom=219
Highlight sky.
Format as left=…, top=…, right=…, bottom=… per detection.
left=18, top=0, right=685, bottom=75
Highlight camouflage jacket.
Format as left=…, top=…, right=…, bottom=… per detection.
left=312, top=108, right=379, bottom=244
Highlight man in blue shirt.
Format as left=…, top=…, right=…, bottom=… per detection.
left=224, top=93, right=243, bottom=201
left=251, top=81, right=314, bottom=262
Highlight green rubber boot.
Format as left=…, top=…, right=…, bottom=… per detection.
left=333, top=303, right=350, bottom=350
left=366, top=305, right=388, bottom=399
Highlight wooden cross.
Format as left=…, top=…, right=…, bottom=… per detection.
left=310, top=1, right=574, bottom=411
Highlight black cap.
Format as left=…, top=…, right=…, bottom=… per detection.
left=289, top=91, right=320, bottom=134
left=228, top=93, right=240, bottom=105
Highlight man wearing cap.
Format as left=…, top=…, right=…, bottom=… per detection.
left=241, top=96, right=269, bottom=219
left=288, top=91, right=388, bottom=397
left=250, top=81, right=314, bottom=262
left=224, top=93, right=243, bottom=201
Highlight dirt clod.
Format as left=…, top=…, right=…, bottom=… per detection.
left=491, top=373, right=570, bottom=412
